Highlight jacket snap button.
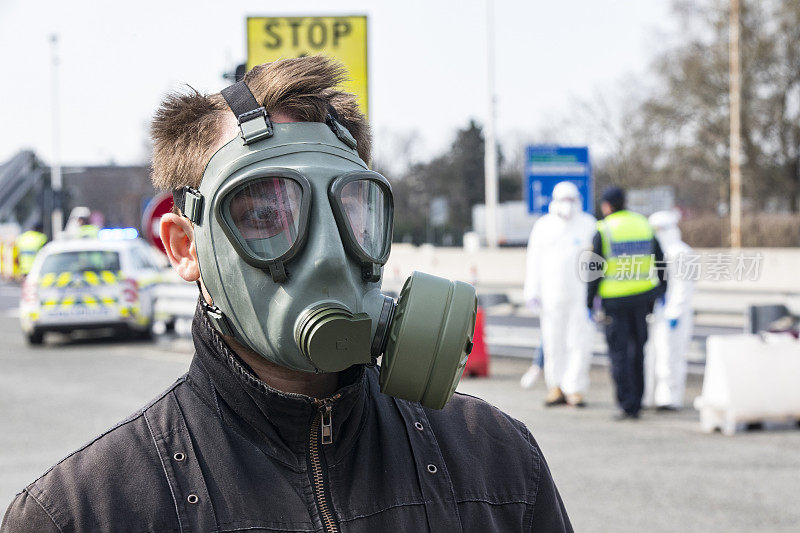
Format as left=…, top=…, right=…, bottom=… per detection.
left=173, top=452, right=186, bottom=462
left=414, top=422, right=424, bottom=431
left=187, top=494, right=199, bottom=504
left=427, top=464, right=438, bottom=474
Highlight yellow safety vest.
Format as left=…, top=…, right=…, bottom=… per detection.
left=78, top=224, right=100, bottom=239
left=15, top=230, right=47, bottom=275
left=597, top=210, right=659, bottom=299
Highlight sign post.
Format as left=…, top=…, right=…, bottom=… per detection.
left=524, top=146, right=593, bottom=215
left=247, top=16, right=369, bottom=115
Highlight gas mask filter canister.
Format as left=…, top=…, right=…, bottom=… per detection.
left=182, top=81, right=477, bottom=410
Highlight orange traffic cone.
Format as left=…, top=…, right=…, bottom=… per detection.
left=464, top=306, right=489, bottom=377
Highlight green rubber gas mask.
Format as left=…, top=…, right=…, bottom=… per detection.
left=176, top=81, right=477, bottom=409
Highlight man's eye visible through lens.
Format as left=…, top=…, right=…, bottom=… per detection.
left=231, top=196, right=283, bottom=238
left=247, top=204, right=280, bottom=231
left=242, top=206, right=274, bottom=225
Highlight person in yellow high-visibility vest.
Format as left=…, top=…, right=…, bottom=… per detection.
left=15, top=224, right=48, bottom=277
left=586, top=187, right=666, bottom=420
left=76, top=216, right=100, bottom=239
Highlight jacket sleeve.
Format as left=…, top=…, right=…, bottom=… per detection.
left=586, top=230, right=603, bottom=309
left=1, top=491, right=61, bottom=533
left=525, top=432, right=573, bottom=532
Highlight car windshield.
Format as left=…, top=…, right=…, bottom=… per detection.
left=40, top=250, right=120, bottom=274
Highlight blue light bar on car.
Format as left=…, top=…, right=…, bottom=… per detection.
left=98, top=228, right=139, bottom=240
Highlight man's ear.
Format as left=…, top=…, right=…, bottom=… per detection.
left=160, top=213, right=200, bottom=282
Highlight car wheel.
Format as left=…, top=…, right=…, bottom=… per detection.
left=128, top=323, right=153, bottom=341
left=137, top=327, right=154, bottom=341
left=27, top=330, right=44, bottom=345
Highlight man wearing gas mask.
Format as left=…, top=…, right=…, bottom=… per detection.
left=2, top=57, right=571, bottom=532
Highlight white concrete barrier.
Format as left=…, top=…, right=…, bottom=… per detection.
left=384, top=245, right=800, bottom=322
left=385, top=245, right=799, bottom=291
left=151, top=245, right=800, bottom=330
left=694, top=334, right=800, bottom=435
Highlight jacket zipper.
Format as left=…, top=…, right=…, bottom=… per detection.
left=309, top=395, right=340, bottom=533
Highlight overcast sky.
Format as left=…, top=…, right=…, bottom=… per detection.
left=0, top=0, right=673, bottom=169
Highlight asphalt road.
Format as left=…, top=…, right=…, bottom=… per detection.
left=1, top=281, right=799, bottom=531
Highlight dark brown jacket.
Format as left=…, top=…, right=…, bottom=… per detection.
left=2, top=307, right=571, bottom=532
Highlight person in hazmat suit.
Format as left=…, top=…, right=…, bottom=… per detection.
left=15, top=224, right=47, bottom=277
left=522, top=181, right=597, bottom=406
left=1, top=56, right=572, bottom=532
left=644, top=210, right=694, bottom=410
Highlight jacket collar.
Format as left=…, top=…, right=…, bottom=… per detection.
left=186, top=301, right=368, bottom=468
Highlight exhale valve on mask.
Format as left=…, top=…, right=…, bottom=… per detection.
left=179, top=80, right=477, bottom=410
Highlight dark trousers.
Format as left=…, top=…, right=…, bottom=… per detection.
left=604, top=301, right=650, bottom=415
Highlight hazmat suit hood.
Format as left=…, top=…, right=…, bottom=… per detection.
left=649, top=210, right=682, bottom=248
left=549, top=181, right=581, bottom=220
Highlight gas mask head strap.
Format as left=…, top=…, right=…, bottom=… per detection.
left=172, top=81, right=273, bottom=221
left=221, top=80, right=274, bottom=145
left=326, top=106, right=358, bottom=150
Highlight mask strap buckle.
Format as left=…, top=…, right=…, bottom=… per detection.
left=182, top=187, right=204, bottom=224
left=171, top=187, right=203, bottom=225
left=236, top=107, right=273, bottom=144
left=221, top=81, right=274, bottom=145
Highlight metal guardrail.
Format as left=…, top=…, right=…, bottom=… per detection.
left=151, top=279, right=800, bottom=336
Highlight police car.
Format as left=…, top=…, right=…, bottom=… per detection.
left=19, top=234, right=167, bottom=345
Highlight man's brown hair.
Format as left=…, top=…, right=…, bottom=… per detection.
left=150, top=55, right=371, bottom=191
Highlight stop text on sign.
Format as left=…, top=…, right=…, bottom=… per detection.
left=247, top=16, right=369, bottom=115
left=260, top=18, right=353, bottom=49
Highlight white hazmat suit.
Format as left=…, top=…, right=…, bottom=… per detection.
left=644, top=210, right=695, bottom=409
left=523, top=182, right=597, bottom=401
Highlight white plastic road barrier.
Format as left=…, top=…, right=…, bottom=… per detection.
left=694, top=334, right=800, bottom=435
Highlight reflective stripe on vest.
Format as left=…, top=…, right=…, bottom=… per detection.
left=597, top=210, right=659, bottom=298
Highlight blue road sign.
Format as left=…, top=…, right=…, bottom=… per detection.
left=525, top=146, right=593, bottom=215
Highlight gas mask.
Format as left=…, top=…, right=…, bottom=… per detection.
left=175, top=81, right=477, bottom=410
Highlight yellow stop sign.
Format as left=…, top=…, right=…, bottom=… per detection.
left=247, top=16, right=369, bottom=116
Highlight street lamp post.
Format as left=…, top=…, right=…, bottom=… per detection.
left=484, top=0, right=499, bottom=249
left=50, top=34, right=63, bottom=240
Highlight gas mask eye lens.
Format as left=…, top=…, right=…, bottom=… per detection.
left=340, top=179, right=388, bottom=258
left=224, top=177, right=303, bottom=260
left=329, top=171, right=393, bottom=275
